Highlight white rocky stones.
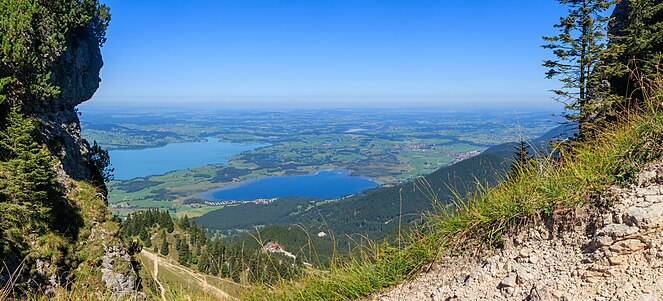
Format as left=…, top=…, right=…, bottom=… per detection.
left=623, top=203, right=663, bottom=229
left=498, top=271, right=519, bottom=289
left=101, top=245, right=137, bottom=298
left=598, top=223, right=640, bottom=239
left=375, top=162, right=663, bottom=301
left=609, top=239, right=646, bottom=254
left=637, top=169, right=659, bottom=186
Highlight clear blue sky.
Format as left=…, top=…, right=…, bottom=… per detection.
left=92, top=0, right=572, bottom=109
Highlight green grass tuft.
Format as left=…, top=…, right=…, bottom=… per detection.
left=244, top=85, right=663, bottom=301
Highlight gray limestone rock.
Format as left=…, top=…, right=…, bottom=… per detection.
left=623, top=203, right=663, bottom=229
left=101, top=245, right=139, bottom=299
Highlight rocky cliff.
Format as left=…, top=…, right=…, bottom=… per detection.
left=44, top=30, right=139, bottom=298
left=609, top=0, right=630, bottom=37
left=0, top=20, right=140, bottom=299
left=24, top=28, right=104, bottom=184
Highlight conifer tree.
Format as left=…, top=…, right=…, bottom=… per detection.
left=0, top=106, right=59, bottom=204
left=543, top=0, right=615, bottom=133
left=0, top=106, right=60, bottom=256
left=89, top=140, right=114, bottom=184
left=510, top=136, right=532, bottom=177
left=175, top=237, right=182, bottom=251
left=163, top=211, right=175, bottom=233
left=160, top=239, right=169, bottom=256
left=601, top=0, right=663, bottom=113
left=179, top=240, right=190, bottom=266
left=180, top=215, right=190, bottom=229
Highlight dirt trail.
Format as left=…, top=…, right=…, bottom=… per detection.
left=147, top=251, right=167, bottom=301
left=141, top=250, right=234, bottom=300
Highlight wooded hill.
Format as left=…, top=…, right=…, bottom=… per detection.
left=194, top=124, right=574, bottom=243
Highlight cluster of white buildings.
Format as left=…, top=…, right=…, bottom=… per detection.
left=203, top=197, right=278, bottom=206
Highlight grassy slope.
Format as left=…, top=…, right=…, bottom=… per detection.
left=9, top=181, right=132, bottom=301
left=16, top=104, right=661, bottom=301
left=243, top=97, right=663, bottom=299
left=137, top=249, right=244, bottom=301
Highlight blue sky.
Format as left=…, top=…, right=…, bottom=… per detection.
left=92, top=1, right=571, bottom=109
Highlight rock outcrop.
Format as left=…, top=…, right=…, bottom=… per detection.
left=14, top=28, right=139, bottom=297
left=24, top=28, right=104, bottom=182
left=376, top=162, right=663, bottom=301
left=609, top=0, right=630, bottom=37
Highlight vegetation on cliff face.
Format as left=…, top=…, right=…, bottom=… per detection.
left=0, top=0, right=109, bottom=106
left=542, top=0, right=614, bottom=129
left=0, top=0, right=125, bottom=298
left=586, top=0, right=662, bottom=131
left=0, top=106, right=61, bottom=280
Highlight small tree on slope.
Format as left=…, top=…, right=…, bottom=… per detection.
left=543, top=0, right=615, bottom=135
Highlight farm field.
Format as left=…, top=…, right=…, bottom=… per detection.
left=80, top=106, right=558, bottom=218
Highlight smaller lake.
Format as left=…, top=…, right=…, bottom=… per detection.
left=109, top=139, right=268, bottom=180
left=199, top=169, right=379, bottom=201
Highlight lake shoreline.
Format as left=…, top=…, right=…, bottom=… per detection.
left=196, top=169, right=379, bottom=201
left=109, top=137, right=269, bottom=180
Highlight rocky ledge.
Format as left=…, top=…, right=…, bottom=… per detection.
left=376, top=162, right=663, bottom=301
left=26, top=29, right=104, bottom=183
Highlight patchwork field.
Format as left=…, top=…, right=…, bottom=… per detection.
left=80, top=107, right=558, bottom=217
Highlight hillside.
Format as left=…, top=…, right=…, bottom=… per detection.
left=137, top=249, right=242, bottom=300
left=248, top=89, right=663, bottom=301
left=194, top=124, right=573, bottom=241
left=1, top=0, right=660, bottom=300
left=289, top=124, right=575, bottom=239
left=376, top=162, right=663, bottom=300
left=0, top=1, right=140, bottom=298
left=243, top=1, right=663, bottom=298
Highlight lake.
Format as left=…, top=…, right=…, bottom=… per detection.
left=199, top=169, right=379, bottom=200
left=109, top=138, right=268, bottom=180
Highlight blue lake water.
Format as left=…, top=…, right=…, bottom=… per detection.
left=109, top=139, right=268, bottom=180
left=200, top=169, right=379, bottom=201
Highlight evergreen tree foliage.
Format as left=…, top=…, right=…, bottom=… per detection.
left=178, top=239, right=190, bottom=266
left=160, top=234, right=169, bottom=256
left=0, top=106, right=60, bottom=258
left=543, top=0, right=615, bottom=132
left=121, top=208, right=307, bottom=284
left=120, top=208, right=175, bottom=238
left=139, top=228, right=151, bottom=247
left=514, top=136, right=532, bottom=168
left=509, top=136, right=533, bottom=178
left=0, top=0, right=110, bottom=107
left=598, top=0, right=663, bottom=116
left=179, top=215, right=190, bottom=230
left=89, top=140, right=114, bottom=183
left=175, top=237, right=182, bottom=252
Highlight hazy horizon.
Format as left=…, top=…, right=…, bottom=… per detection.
left=80, top=97, right=563, bottom=112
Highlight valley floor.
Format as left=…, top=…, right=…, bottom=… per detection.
left=374, top=163, right=663, bottom=301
